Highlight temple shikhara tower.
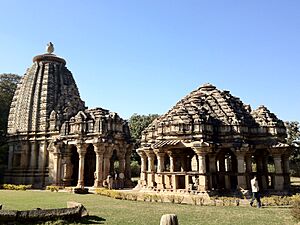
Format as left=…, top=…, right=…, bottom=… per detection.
left=5, top=43, right=133, bottom=188
left=137, top=83, right=291, bottom=193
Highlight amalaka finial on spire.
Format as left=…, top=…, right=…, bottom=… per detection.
left=46, top=42, right=54, bottom=54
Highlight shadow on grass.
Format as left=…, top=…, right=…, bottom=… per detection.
left=79, top=215, right=106, bottom=224
left=9, top=216, right=106, bottom=225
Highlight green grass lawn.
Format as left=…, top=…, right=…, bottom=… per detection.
left=0, top=190, right=297, bottom=225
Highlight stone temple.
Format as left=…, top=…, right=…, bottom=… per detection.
left=137, top=83, right=291, bottom=193
left=5, top=43, right=133, bottom=188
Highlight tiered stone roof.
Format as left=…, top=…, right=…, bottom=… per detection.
left=8, top=53, right=85, bottom=134
left=59, top=107, right=131, bottom=141
left=141, top=83, right=286, bottom=146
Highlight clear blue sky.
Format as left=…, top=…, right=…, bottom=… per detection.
left=1, top=0, right=299, bottom=121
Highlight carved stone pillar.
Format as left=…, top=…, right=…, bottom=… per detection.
left=20, top=141, right=30, bottom=168
left=148, top=152, right=155, bottom=172
left=156, top=152, right=165, bottom=189
left=76, top=143, right=87, bottom=188
left=169, top=153, right=175, bottom=172
left=62, top=151, right=73, bottom=186
left=119, top=157, right=126, bottom=174
left=147, top=151, right=155, bottom=187
left=245, top=153, right=253, bottom=189
left=138, top=150, right=147, bottom=186
left=273, top=155, right=284, bottom=190
left=41, top=141, right=48, bottom=171
left=208, top=153, right=217, bottom=190
left=256, top=156, right=267, bottom=189
left=30, top=141, right=38, bottom=169
left=53, top=152, right=61, bottom=185
left=156, top=152, right=165, bottom=173
left=93, top=144, right=104, bottom=187
left=51, top=143, right=62, bottom=186
left=125, top=151, right=132, bottom=181
left=282, top=154, right=291, bottom=189
left=7, top=144, right=14, bottom=170
left=196, top=151, right=208, bottom=191
left=236, top=152, right=247, bottom=189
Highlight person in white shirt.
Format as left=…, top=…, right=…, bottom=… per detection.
left=250, top=175, right=262, bottom=208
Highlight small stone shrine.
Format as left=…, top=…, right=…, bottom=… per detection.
left=137, top=83, right=291, bottom=192
left=5, top=43, right=133, bottom=188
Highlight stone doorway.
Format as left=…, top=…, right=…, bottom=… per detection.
left=84, top=144, right=96, bottom=186
left=70, top=146, right=79, bottom=186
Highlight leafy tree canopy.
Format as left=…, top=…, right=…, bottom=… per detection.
left=285, top=121, right=300, bottom=162
left=0, top=73, right=21, bottom=141
left=128, top=113, right=160, bottom=161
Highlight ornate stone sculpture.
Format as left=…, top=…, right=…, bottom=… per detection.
left=46, top=42, right=54, bottom=54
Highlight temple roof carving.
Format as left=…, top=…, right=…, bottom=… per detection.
left=8, top=46, right=85, bottom=133
left=141, top=83, right=287, bottom=147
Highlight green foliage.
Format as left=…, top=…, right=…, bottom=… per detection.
left=142, top=193, right=152, bottom=202
left=0, top=73, right=21, bottom=172
left=291, top=194, right=300, bottom=222
left=191, top=196, right=205, bottom=206
left=175, top=195, right=184, bottom=204
left=128, top=113, right=160, bottom=142
left=285, top=121, right=300, bottom=162
left=130, top=160, right=141, bottom=177
left=0, top=190, right=297, bottom=225
left=128, top=113, right=159, bottom=161
left=166, top=194, right=176, bottom=204
left=46, top=186, right=61, bottom=192
left=0, top=73, right=21, bottom=136
left=126, top=193, right=138, bottom=201
left=95, top=188, right=138, bottom=201
left=1, top=184, right=32, bottom=190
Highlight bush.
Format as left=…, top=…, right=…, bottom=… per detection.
left=262, top=196, right=292, bottom=206
left=221, top=197, right=239, bottom=206
left=2, top=184, right=31, bottom=191
left=46, top=186, right=60, bottom=192
left=191, top=196, right=205, bottom=206
left=126, top=193, right=138, bottom=201
left=291, top=194, right=300, bottom=222
left=95, top=188, right=117, bottom=198
left=210, top=196, right=217, bottom=206
left=167, top=195, right=175, bottom=204
left=191, top=196, right=198, bottom=205
left=142, top=193, right=152, bottom=202
left=152, top=194, right=160, bottom=202
left=175, top=195, right=184, bottom=204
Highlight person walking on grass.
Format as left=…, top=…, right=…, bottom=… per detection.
left=250, top=175, right=262, bottom=208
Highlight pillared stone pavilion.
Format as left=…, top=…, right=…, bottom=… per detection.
left=137, top=83, right=291, bottom=193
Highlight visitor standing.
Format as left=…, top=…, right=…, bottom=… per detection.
left=250, top=175, right=262, bottom=208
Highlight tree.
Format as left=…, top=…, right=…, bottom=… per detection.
left=0, top=73, right=21, bottom=142
left=0, top=73, right=21, bottom=172
left=285, top=121, right=300, bottom=162
left=128, top=113, right=160, bottom=162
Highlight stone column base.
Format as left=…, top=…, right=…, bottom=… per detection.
left=198, top=175, right=208, bottom=191
left=93, top=179, right=103, bottom=188
left=76, top=180, right=84, bottom=189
